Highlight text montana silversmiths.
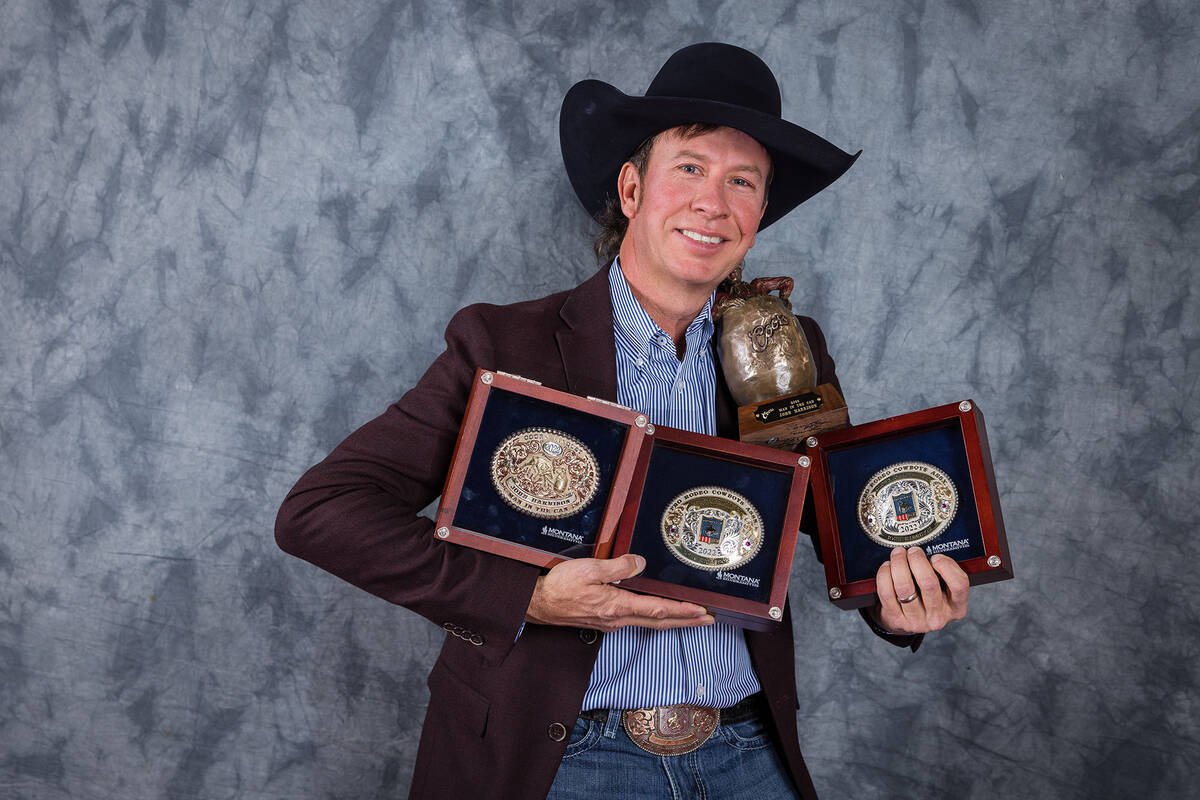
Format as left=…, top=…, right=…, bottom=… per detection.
left=539, top=526, right=585, bottom=544
left=715, top=571, right=760, bottom=588
left=925, top=539, right=969, bottom=555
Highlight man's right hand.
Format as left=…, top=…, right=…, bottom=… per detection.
left=524, top=554, right=715, bottom=632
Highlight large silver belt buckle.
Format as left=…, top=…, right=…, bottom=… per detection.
left=621, top=704, right=720, bottom=756
left=661, top=487, right=764, bottom=572
left=857, top=461, right=958, bottom=547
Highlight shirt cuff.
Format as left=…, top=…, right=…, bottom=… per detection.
left=858, top=606, right=924, bottom=652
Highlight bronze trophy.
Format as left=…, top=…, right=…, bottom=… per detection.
left=713, top=266, right=849, bottom=449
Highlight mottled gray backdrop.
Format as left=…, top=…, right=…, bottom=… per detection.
left=2, top=0, right=1196, bottom=798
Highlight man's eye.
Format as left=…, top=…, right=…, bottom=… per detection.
left=732, top=177, right=753, bottom=188
left=679, top=164, right=700, bottom=174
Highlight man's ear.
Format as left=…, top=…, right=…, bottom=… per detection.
left=617, top=162, right=640, bottom=219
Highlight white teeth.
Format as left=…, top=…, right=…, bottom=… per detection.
left=681, top=229, right=723, bottom=244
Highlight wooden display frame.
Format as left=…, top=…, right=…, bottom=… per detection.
left=805, top=399, right=1012, bottom=610
left=434, top=369, right=651, bottom=569
left=611, top=425, right=812, bottom=630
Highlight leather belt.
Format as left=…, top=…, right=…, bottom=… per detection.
left=580, top=692, right=765, bottom=756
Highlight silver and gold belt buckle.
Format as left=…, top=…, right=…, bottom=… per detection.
left=621, top=704, right=720, bottom=756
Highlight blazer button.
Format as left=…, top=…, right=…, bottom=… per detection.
left=578, top=628, right=598, bottom=645
left=548, top=722, right=568, bottom=742
left=469, top=634, right=483, bottom=646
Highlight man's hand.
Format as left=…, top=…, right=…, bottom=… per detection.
left=870, top=546, right=969, bottom=634
left=525, top=554, right=715, bottom=632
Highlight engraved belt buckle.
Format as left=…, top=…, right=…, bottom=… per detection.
left=621, top=704, right=720, bottom=756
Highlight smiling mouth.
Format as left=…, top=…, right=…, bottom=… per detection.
left=680, top=229, right=725, bottom=245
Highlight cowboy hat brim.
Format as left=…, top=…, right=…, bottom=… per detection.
left=560, top=78, right=859, bottom=231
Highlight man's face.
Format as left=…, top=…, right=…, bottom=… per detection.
left=618, top=126, right=770, bottom=296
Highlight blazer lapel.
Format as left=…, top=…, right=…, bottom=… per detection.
left=556, top=266, right=619, bottom=402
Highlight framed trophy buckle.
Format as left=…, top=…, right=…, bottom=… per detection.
left=804, top=399, right=1013, bottom=609
left=433, top=369, right=651, bottom=568
left=610, top=425, right=811, bottom=630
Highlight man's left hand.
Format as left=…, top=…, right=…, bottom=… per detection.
left=870, top=546, right=969, bottom=634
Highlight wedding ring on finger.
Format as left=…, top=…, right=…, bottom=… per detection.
left=897, top=591, right=920, bottom=605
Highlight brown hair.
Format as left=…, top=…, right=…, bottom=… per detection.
left=591, top=123, right=772, bottom=263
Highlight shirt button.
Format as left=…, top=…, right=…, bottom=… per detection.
left=578, top=628, right=599, bottom=645
left=548, top=722, right=568, bottom=742
left=697, top=685, right=706, bottom=697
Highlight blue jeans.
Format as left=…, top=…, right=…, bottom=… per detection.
left=546, top=708, right=801, bottom=800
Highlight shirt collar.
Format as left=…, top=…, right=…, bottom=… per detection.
left=609, top=258, right=715, bottom=357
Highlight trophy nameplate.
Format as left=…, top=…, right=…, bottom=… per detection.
left=805, top=399, right=1013, bottom=609
left=736, top=383, right=849, bottom=448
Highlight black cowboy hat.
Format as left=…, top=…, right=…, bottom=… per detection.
left=560, top=42, right=859, bottom=231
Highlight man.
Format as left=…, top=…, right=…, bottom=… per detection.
left=276, top=43, right=969, bottom=799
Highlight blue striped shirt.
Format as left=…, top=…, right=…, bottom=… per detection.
left=579, top=261, right=762, bottom=710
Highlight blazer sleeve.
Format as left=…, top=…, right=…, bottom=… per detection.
left=274, top=305, right=540, bottom=664
left=796, top=315, right=923, bottom=652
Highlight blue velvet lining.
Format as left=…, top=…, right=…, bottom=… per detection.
left=452, top=388, right=629, bottom=558
left=826, top=421, right=984, bottom=583
left=626, top=441, right=792, bottom=604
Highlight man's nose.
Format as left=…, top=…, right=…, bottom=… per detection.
left=690, top=177, right=730, bottom=217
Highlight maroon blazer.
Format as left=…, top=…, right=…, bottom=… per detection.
left=276, top=266, right=903, bottom=799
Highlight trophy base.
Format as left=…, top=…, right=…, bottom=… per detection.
left=737, top=383, right=849, bottom=449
